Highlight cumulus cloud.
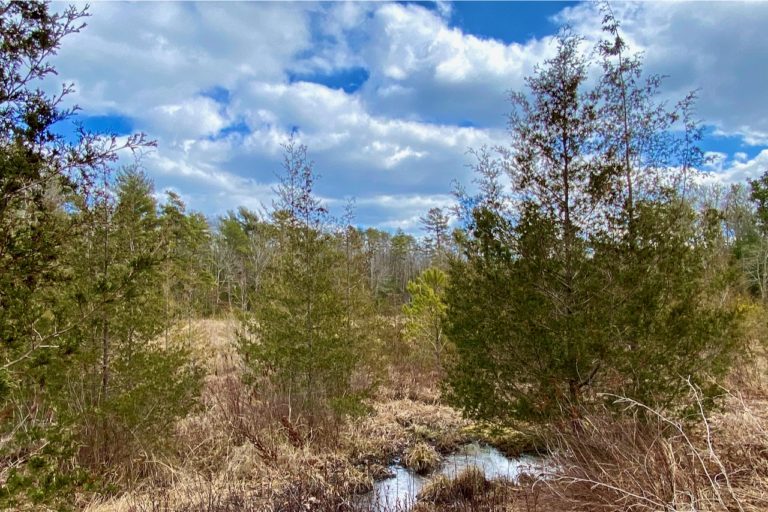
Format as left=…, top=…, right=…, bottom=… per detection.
left=41, top=1, right=768, bottom=229
left=701, top=150, right=768, bottom=185
left=360, top=3, right=555, bottom=127
left=208, top=77, right=500, bottom=200
left=47, top=2, right=512, bottom=227
left=147, top=96, right=230, bottom=141
left=555, top=1, right=768, bottom=146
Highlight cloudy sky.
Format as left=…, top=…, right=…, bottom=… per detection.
left=49, top=1, right=768, bottom=231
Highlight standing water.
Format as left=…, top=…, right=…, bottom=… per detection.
left=361, top=443, right=540, bottom=510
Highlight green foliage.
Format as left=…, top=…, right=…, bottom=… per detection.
left=749, top=170, right=768, bottom=234
left=593, top=200, right=740, bottom=409
left=62, top=343, right=202, bottom=473
left=445, top=24, right=741, bottom=426
left=0, top=3, right=174, bottom=504
left=403, top=267, right=450, bottom=374
left=62, top=167, right=201, bottom=469
left=0, top=0, right=153, bottom=384
left=212, top=207, right=275, bottom=313
left=159, top=191, right=214, bottom=335
left=241, top=141, right=373, bottom=427
left=0, top=166, right=203, bottom=506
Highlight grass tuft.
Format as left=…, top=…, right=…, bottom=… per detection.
left=418, top=466, right=489, bottom=505
left=403, top=442, right=440, bottom=474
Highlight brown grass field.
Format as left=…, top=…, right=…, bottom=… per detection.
left=82, top=319, right=768, bottom=512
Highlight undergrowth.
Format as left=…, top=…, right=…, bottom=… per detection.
left=82, top=319, right=768, bottom=512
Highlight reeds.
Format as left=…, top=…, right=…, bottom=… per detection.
left=527, top=381, right=768, bottom=511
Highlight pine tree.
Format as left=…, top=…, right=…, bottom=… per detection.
left=420, top=207, right=451, bottom=265
left=113, top=167, right=164, bottom=361
left=159, top=192, right=213, bottom=337
left=403, top=267, right=450, bottom=375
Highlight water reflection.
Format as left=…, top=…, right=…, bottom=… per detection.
left=363, top=443, right=540, bottom=510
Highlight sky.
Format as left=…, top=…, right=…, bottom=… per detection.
left=48, top=1, right=768, bottom=232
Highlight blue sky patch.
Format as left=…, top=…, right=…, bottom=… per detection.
left=395, top=1, right=442, bottom=14
left=450, top=1, right=575, bottom=44
left=288, top=67, right=370, bottom=94
left=201, top=86, right=231, bottom=105
left=700, top=126, right=766, bottom=161
left=52, top=114, right=134, bottom=143
left=211, top=120, right=250, bottom=141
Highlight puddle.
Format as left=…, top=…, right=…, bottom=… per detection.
left=361, top=443, right=541, bottom=510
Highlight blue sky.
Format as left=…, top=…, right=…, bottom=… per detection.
left=48, top=1, right=768, bottom=231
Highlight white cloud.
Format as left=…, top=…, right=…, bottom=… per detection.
left=356, top=193, right=455, bottom=231
left=53, top=2, right=313, bottom=111
left=147, top=96, right=229, bottom=141
left=233, top=79, right=499, bottom=196
left=708, top=150, right=768, bottom=185
left=360, top=3, right=554, bottom=127
left=47, top=2, right=551, bottom=223
left=556, top=1, right=768, bottom=146
left=40, top=1, right=768, bottom=229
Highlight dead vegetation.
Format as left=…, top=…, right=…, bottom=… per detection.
left=83, top=318, right=768, bottom=512
left=84, top=319, right=490, bottom=512
left=514, top=382, right=768, bottom=512
left=403, top=443, right=440, bottom=474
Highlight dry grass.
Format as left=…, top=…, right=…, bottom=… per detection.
left=403, top=442, right=440, bottom=474
left=84, top=319, right=481, bottom=512
left=412, top=467, right=525, bottom=512
left=340, top=396, right=471, bottom=473
left=520, top=382, right=768, bottom=512
left=377, top=366, right=442, bottom=404
left=86, top=317, right=768, bottom=512
left=418, top=466, right=489, bottom=504
left=170, top=317, right=244, bottom=376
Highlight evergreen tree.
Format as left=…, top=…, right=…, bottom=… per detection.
left=214, top=207, right=274, bottom=313
left=591, top=10, right=738, bottom=409
left=362, top=227, right=392, bottom=299
left=738, top=172, right=768, bottom=300
left=54, top=168, right=200, bottom=474
left=0, top=1, right=151, bottom=401
left=241, top=141, right=370, bottom=427
left=112, top=167, right=164, bottom=360
left=448, top=31, right=604, bottom=423
left=749, top=170, right=768, bottom=234
left=420, top=207, right=451, bottom=265
left=387, top=229, right=422, bottom=301
left=1, top=164, right=201, bottom=506
left=403, top=267, right=450, bottom=375
left=159, top=192, right=213, bottom=334
left=446, top=25, right=740, bottom=426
